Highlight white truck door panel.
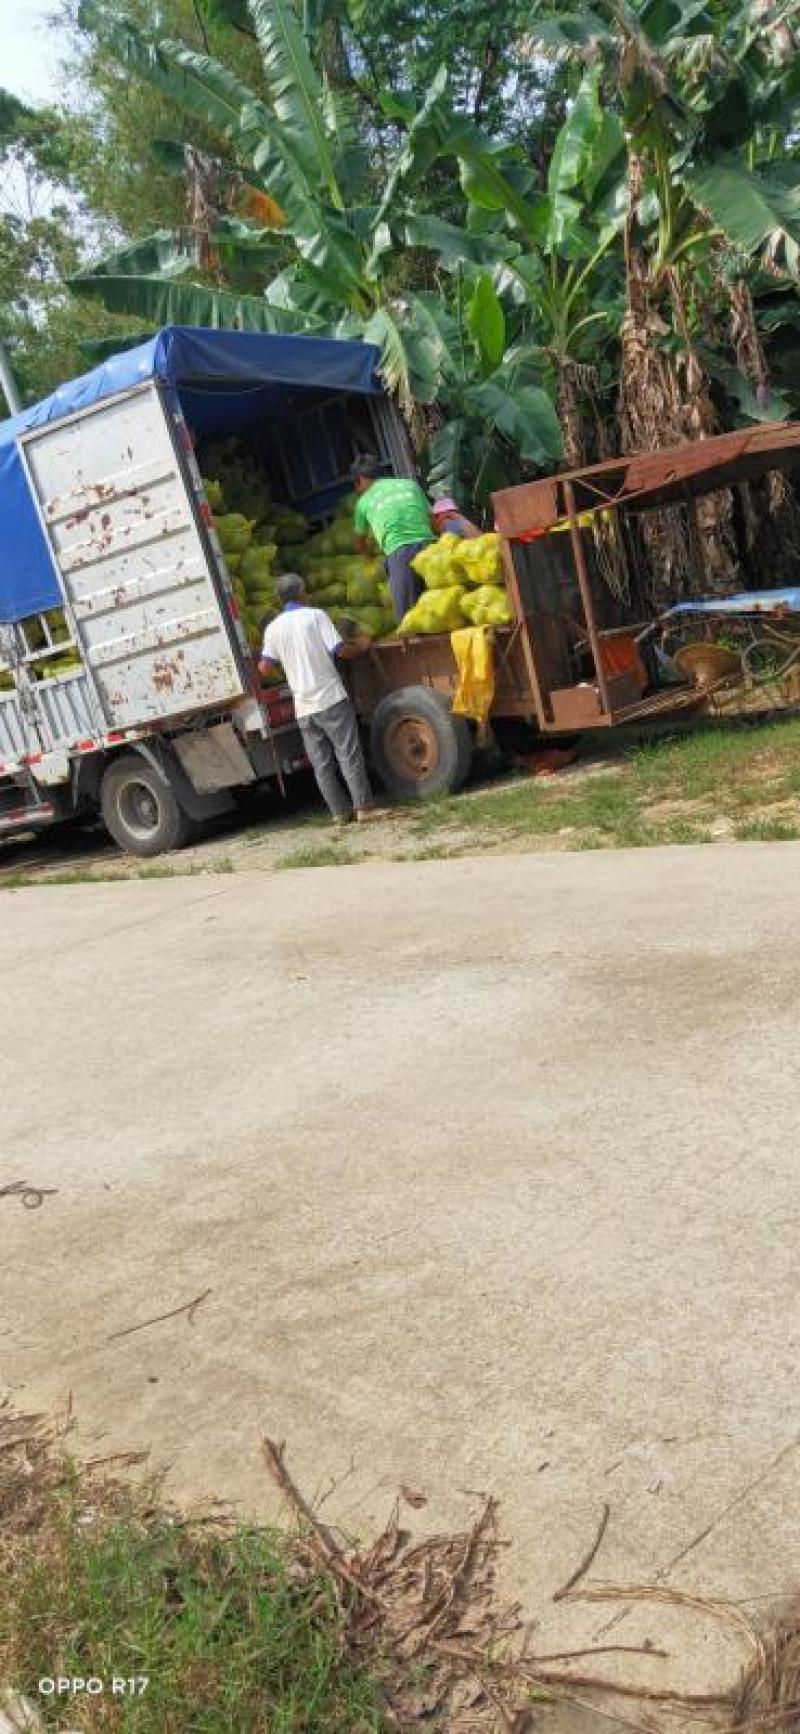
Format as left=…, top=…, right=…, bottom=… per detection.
left=21, top=383, right=245, bottom=730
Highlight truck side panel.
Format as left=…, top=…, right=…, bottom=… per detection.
left=20, top=383, right=246, bottom=731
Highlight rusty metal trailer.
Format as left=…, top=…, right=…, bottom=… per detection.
left=349, top=421, right=800, bottom=796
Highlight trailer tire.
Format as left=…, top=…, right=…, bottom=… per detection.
left=370, top=686, right=473, bottom=799
left=101, top=753, right=193, bottom=856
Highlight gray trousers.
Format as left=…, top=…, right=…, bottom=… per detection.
left=386, top=541, right=429, bottom=620
left=298, top=697, right=373, bottom=818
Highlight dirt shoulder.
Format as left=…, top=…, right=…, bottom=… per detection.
left=4, top=712, right=800, bottom=886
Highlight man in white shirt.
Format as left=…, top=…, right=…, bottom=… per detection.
left=259, top=574, right=379, bottom=824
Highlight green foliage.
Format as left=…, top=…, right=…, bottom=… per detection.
left=0, top=1469, right=389, bottom=1732
left=0, top=90, right=145, bottom=406
left=466, top=272, right=506, bottom=374
left=8, top=0, right=800, bottom=533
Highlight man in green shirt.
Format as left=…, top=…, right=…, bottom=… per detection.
left=351, top=454, right=434, bottom=621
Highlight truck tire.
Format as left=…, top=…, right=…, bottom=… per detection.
left=370, top=686, right=473, bottom=799
left=101, top=753, right=193, bottom=856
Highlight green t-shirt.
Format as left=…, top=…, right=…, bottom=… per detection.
left=353, top=478, right=433, bottom=557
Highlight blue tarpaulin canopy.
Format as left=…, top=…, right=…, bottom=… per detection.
left=0, top=326, right=383, bottom=624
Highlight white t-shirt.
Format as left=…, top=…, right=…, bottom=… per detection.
left=261, top=605, right=346, bottom=720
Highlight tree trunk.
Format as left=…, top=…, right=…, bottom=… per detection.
left=728, top=275, right=800, bottom=582
left=619, top=153, right=692, bottom=599
left=320, top=17, right=352, bottom=87
left=556, top=360, right=585, bottom=471
left=729, top=277, right=770, bottom=408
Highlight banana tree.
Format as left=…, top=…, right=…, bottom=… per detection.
left=72, top=0, right=568, bottom=510
left=524, top=0, right=800, bottom=435
left=417, top=278, right=564, bottom=512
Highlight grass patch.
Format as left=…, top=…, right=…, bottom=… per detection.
left=656, top=820, right=716, bottom=847
left=274, top=842, right=358, bottom=870
left=413, top=841, right=463, bottom=861
left=0, top=1411, right=536, bottom=1732
left=628, top=715, right=800, bottom=799
left=733, top=816, right=800, bottom=842
left=410, top=773, right=639, bottom=845
left=399, top=715, right=800, bottom=857
left=0, top=1440, right=388, bottom=1733
left=0, top=859, right=235, bottom=889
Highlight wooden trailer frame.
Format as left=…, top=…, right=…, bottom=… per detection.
left=346, top=421, right=800, bottom=795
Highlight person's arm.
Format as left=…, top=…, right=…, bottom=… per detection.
left=335, top=631, right=372, bottom=660
left=258, top=623, right=281, bottom=678
left=323, top=611, right=372, bottom=661
left=352, top=495, right=375, bottom=558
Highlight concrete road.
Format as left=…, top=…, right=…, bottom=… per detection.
left=3, top=845, right=800, bottom=1713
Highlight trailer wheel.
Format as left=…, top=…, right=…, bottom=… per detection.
left=370, top=686, right=473, bottom=799
left=101, top=753, right=193, bottom=856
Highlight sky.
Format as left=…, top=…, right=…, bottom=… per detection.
left=1, top=0, right=66, bottom=106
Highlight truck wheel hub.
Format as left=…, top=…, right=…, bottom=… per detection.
left=386, top=715, right=439, bottom=778
left=120, top=780, right=159, bottom=836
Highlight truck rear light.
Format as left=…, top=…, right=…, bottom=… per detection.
left=265, top=700, right=294, bottom=727
left=199, top=500, right=213, bottom=526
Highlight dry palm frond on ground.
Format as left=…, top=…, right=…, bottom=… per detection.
left=1, top=1401, right=799, bottom=1732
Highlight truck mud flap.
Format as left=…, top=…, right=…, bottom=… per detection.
left=132, top=741, right=234, bottom=822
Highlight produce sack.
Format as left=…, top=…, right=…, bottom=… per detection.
left=346, top=569, right=383, bottom=606
left=398, top=585, right=467, bottom=636
left=460, top=584, right=513, bottom=627
left=411, top=533, right=462, bottom=590
left=312, top=583, right=347, bottom=608
left=214, top=513, right=255, bottom=554
left=241, top=545, right=277, bottom=585
left=345, top=604, right=394, bottom=638
left=248, top=587, right=278, bottom=613
left=272, top=508, right=309, bottom=544
left=454, top=532, right=502, bottom=585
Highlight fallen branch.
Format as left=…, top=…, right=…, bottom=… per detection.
left=532, top=1643, right=668, bottom=1662
left=567, top=1581, right=763, bottom=1652
left=262, top=1437, right=390, bottom=1612
left=84, top=1450, right=149, bottom=1470
left=553, top=1501, right=610, bottom=1601
left=404, top=1496, right=498, bottom=1649
left=107, top=1287, right=212, bottom=1342
left=519, top=1661, right=724, bottom=1707
left=260, top=1440, right=742, bottom=1730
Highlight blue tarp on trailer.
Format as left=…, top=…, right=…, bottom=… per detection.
left=0, top=327, right=383, bottom=624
